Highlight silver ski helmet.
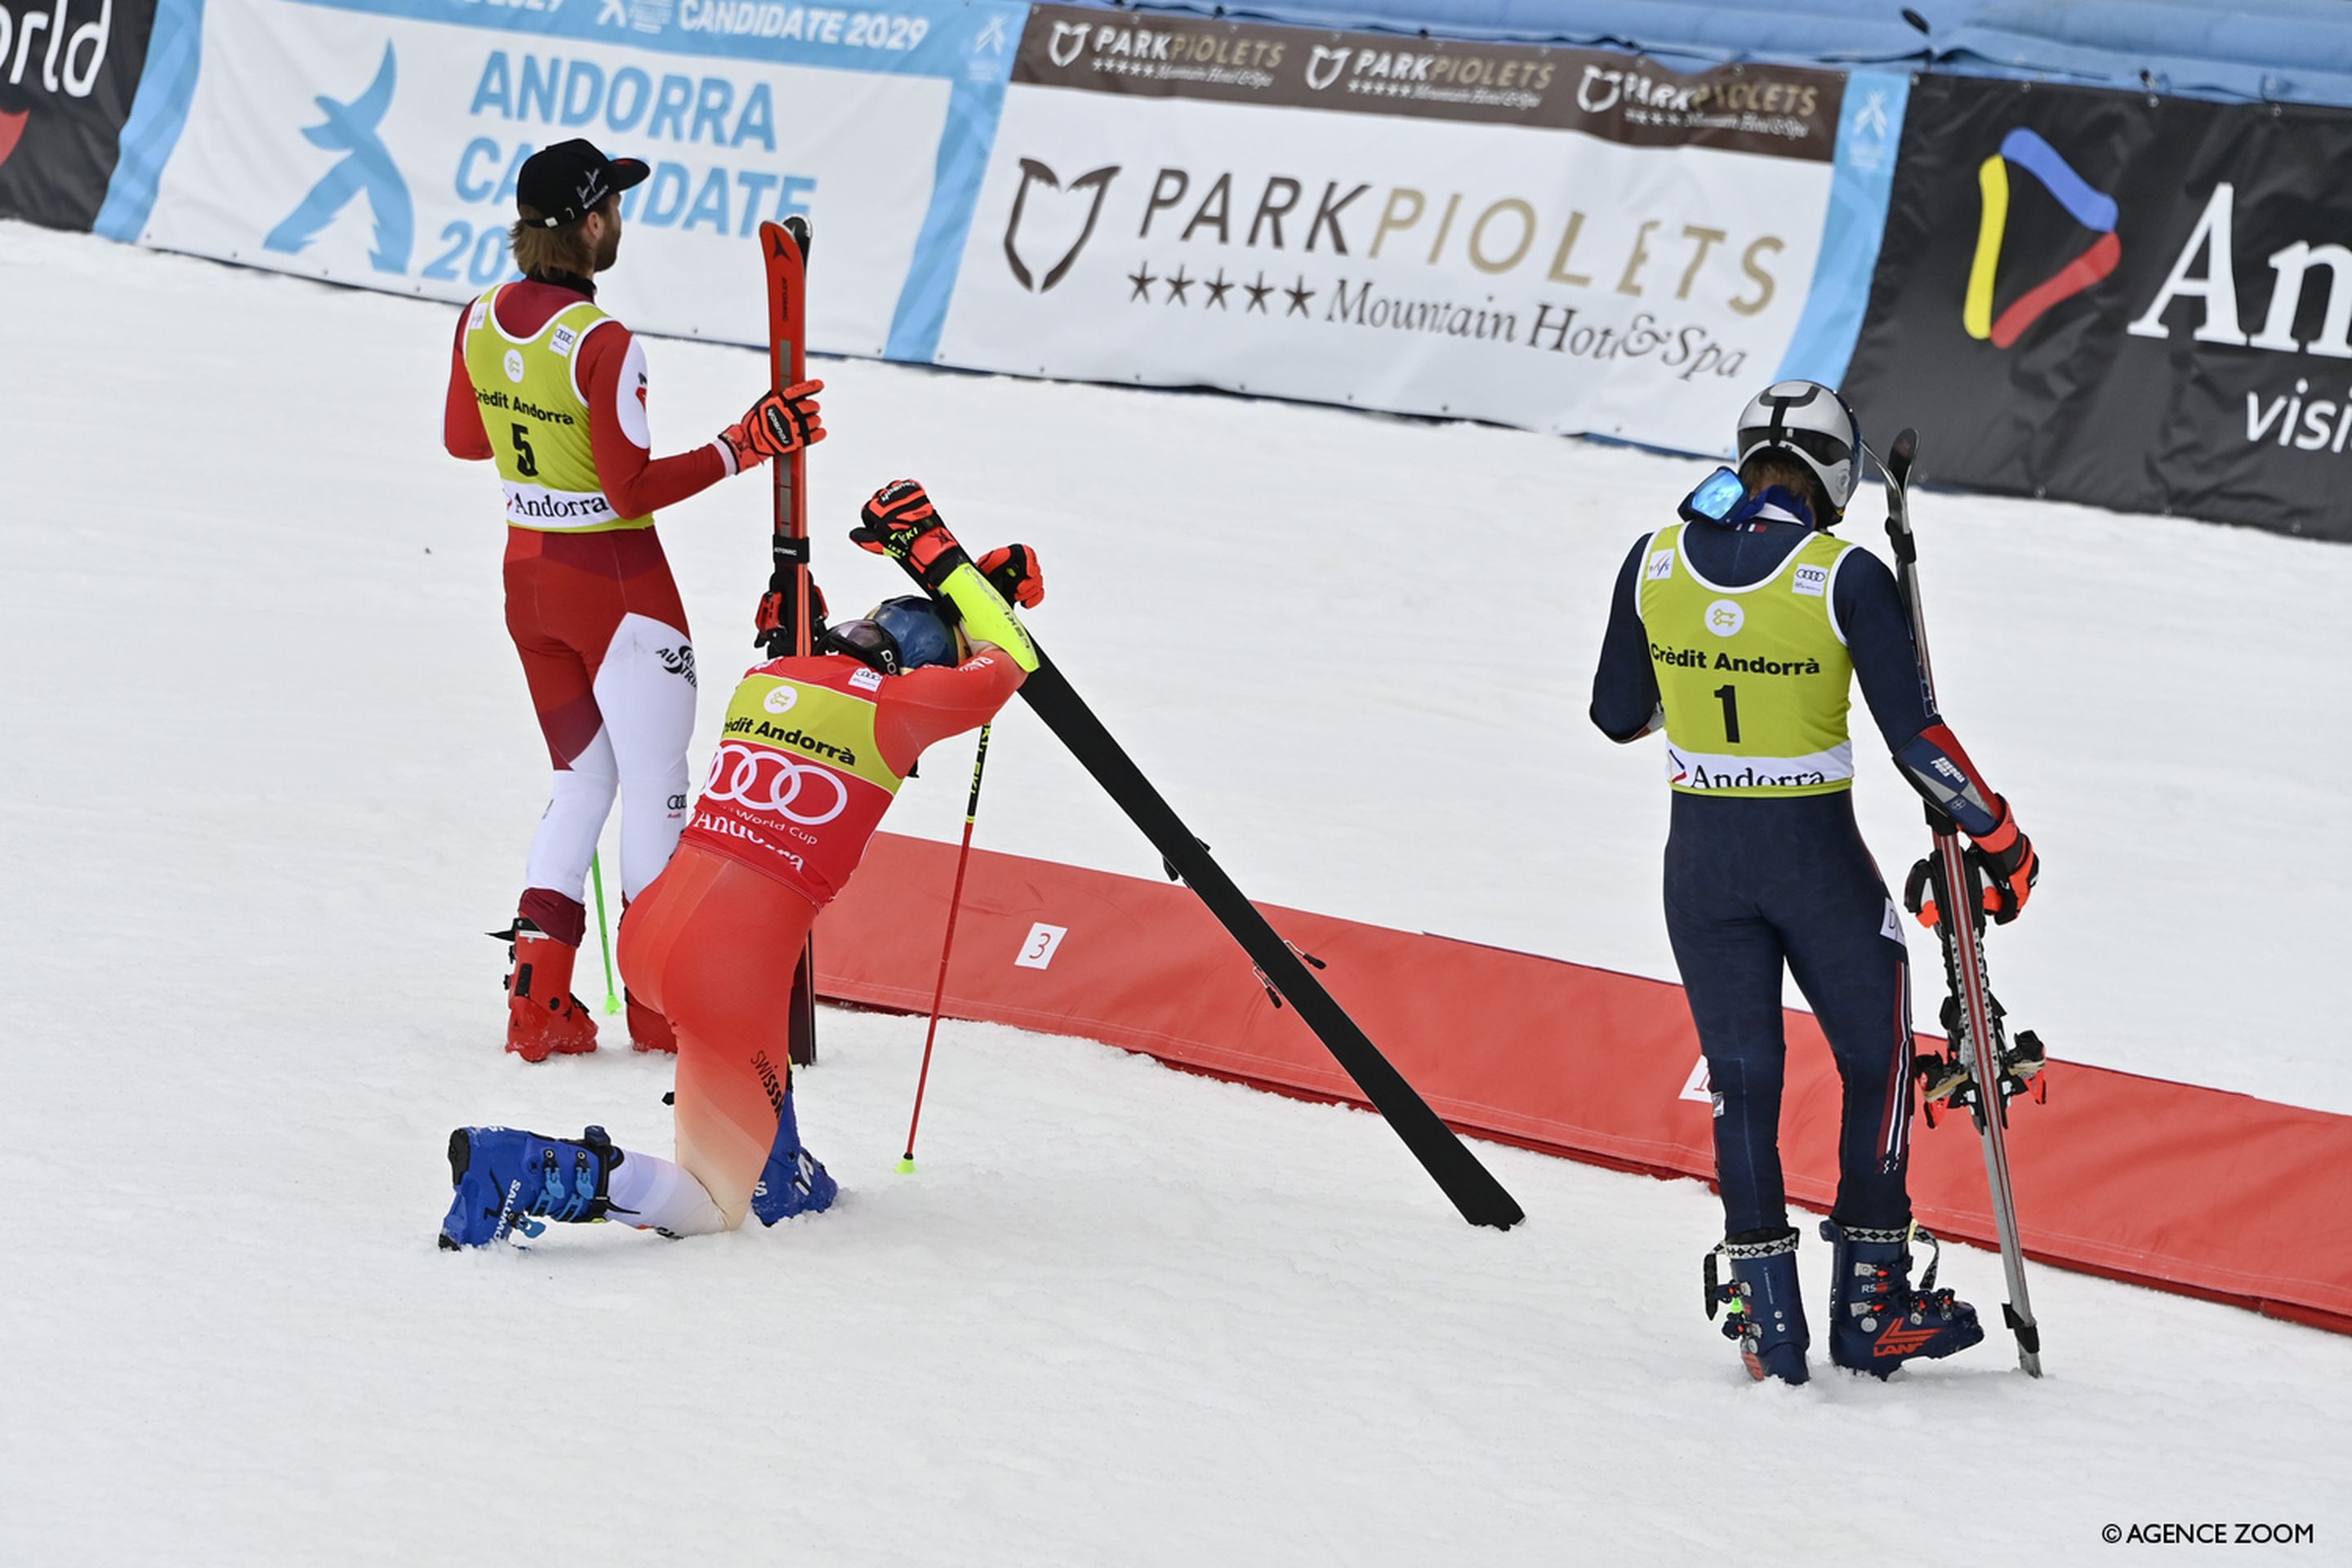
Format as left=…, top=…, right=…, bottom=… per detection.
left=1735, top=380, right=1862, bottom=525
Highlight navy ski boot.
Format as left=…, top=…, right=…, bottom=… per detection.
left=751, top=1090, right=837, bottom=1227
left=439, top=1125, right=621, bottom=1249
left=1821, top=1218, right=1984, bottom=1376
left=1706, top=1227, right=1809, bottom=1384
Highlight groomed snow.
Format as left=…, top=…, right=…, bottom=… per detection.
left=5, top=222, right=2349, bottom=1564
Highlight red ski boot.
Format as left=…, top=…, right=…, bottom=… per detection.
left=502, top=919, right=599, bottom=1062
left=626, top=989, right=676, bottom=1054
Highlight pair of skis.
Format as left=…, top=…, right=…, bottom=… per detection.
left=750, top=221, right=1520, bottom=1229
left=1878, top=430, right=2045, bottom=1377
left=883, top=555, right=1527, bottom=1231
left=758, top=218, right=820, bottom=1069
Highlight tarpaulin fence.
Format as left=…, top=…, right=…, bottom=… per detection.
left=1842, top=73, right=2352, bottom=541
left=17, top=0, right=2352, bottom=535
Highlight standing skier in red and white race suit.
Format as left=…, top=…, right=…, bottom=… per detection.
left=443, top=138, right=826, bottom=1062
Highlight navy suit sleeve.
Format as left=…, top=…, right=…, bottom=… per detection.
left=1835, top=546, right=1936, bottom=751
left=1589, top=536, right=1661, bottom=743
left=1838, top=546, right=2009, bottom=835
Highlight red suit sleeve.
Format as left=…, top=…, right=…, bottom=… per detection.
left=578, top=321, right=730, bottom=518
left=873, top=652, right=1027, bottom=777
left=443, top=305, right=492, bottom=460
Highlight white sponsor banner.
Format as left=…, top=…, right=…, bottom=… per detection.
left=938, top=82, right=1838, bottom=444
left=1664, top=741, right=1855, bottom=791
left=135, top=0, right=978, bottom=354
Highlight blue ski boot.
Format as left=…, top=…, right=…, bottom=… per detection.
left=1821, top=1218, right=1984, bottom=1377
left=751, top=1089, right=836, bottom=1227
left=1706, top=1227, right=1809, bottom=1384
left=439, top=1125, right=621, bottom=1249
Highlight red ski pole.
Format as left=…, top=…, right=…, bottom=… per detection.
left=898, top=724, right=992, bottom=1173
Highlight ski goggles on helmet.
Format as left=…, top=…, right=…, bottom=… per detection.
left=821, top=596, right=960, bottom=675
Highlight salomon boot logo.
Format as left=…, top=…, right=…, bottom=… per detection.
left=1963, top=129, right=2120, bottom=349
left=1003, top=158, right=1120, bottom=292
left=265, top=43, right=414, bottom=274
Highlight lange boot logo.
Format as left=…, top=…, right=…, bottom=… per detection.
left=264, top=43, right=413, bottom=274
left=1002, top=158, right=1120, bottom=292
left=1962, top=128, right=2121, bottom=348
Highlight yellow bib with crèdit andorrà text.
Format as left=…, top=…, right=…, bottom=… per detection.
left=1637, top=520, right=1857, bottom=798
left=461, top=286, right=650, bottom=533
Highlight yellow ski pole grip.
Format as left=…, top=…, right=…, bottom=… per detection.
left=937, top=559, right=1040, bottom=672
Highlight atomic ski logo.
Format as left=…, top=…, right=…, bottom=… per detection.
left=0, top=105, right=26, bottom=172
left=1002, top=158, right=1120, bottom=292
left=265, top=44, right=414, bottom=275
left=1963, top=128, right=2121, bottom=349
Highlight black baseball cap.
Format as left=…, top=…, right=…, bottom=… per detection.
left=515, top=139, right=649, bottom=227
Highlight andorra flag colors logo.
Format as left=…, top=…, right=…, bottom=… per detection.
left=1962, top=129, right=2122, bottom=348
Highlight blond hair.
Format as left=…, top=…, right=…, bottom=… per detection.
left=508, top=202, right=599, bottom=279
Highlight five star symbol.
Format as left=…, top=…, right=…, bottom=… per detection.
left=1125, top=262, right=1310, bottom=319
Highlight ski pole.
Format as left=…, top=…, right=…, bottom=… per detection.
left=898, top=724, right=992, bottom=1174
left=590, top=852, right=621, bottom=1015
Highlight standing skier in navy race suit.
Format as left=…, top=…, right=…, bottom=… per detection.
left=1588, top=381, right=2042, bottom=1385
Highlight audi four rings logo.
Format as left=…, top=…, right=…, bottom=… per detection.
left=704, top=742, right=848, bottom=826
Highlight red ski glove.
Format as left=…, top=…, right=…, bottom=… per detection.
left=755, top=579, right=828, bottom=649
left=1909, top=800, right=2040, bottom=930
left=978, top=544, right=1045, bottom=608
left=1971, top=800, right=2039, bottom=924
left=720, top=380, right=826, bottom=471
left=849, top=479, right=963, bottom=586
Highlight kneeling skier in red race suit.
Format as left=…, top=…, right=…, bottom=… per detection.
left=439, top=481, right=1046, bottom=1245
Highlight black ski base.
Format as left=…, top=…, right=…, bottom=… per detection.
left=1016, top=657, right=1525, bottom=1231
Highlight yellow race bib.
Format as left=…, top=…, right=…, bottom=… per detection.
left=461, top=286, right=651, bottom=533
left=1637, top=521, right=1857, bottom=798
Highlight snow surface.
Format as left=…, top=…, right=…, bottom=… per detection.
left=5, top=222, right=2350, bottom=1563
